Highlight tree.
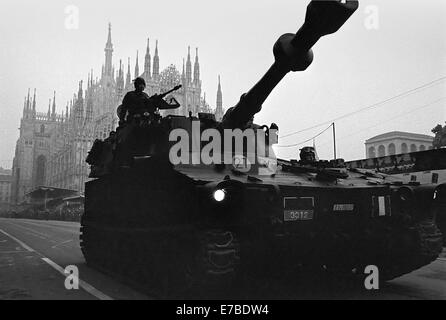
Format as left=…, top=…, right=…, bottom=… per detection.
left=432, top=122, right=446, bottom=149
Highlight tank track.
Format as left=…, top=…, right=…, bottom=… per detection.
left=299, top=219, right=443, bottom=285
left=80, top=221, right=240, bottom=298
left=80, top=218, right=441, bottom=296
left=190, top=229, right=241, bottom=296
left=434, top=204, right=446, bottom=246
left=374, top=219, right=443, bottom=281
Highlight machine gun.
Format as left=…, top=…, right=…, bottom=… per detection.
left=221, top=0, right=359, bottom=129
left=150, top=84, right=182, bottom=110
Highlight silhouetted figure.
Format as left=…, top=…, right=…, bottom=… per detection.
left=118, top=77, right=156, bottom=125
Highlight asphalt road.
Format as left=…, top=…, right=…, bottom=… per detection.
left=0, top=217, right=445, bottom=300
left=0, top=217, right=148, bottom=300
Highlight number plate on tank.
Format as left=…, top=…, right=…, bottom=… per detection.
left=283, top=197, right=315, bottom=221
left=284, top=210, right=314, bottom=221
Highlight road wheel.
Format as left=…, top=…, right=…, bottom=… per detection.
left=168, top=229, right=240, bottom=298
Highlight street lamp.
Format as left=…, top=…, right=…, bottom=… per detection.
left=41, top=187, right=54, bottom=211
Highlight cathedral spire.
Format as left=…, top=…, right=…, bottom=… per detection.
left=216, top=75, right=223, bottom=121
left=78, top=80, right=83, bottom=100
left=52, top=91, right=56, bottom=118
left=117, top=59, right=124, bottom=94
left=104, top=23, right=114, bottom=77
left=23, top=96, right=27, bottom=116
left=135, top=51, right=140, bottom=78
left=186, top=46, right=192, bottom=84
left=47, top=99, right=51, bottom=119
left=153, top=40, right=159, bottom=80
left=107, top=23, right=112, bottom=45
left=182, top=58, right=186, bottom=83
left=217, top=75, right=222, bottom=101
left=126, top=57, right=132, bottom=88
left=26, top=88, right=30, bottom=110
left=144, top=38, right=151, bottom=81
left=86, top=82, right=94, bottom=122
left=193, top=47, right=200, bottom=85
left=69, top=100, right=73, bottom=121
left=76, top=81, right=84, bottom=123
left=32, top=88, right=36, bottom=117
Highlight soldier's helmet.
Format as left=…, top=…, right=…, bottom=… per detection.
left=300, top=146, right=318, bottom=164
left=133, top=77, right=146, bottom=87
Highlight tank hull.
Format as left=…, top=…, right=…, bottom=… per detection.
left=80, top=163, right=443, bottom=297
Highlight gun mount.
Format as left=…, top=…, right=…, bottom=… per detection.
left=221, top=0, right=359, bottom=129
left=117, top=84, right=182, bottom=125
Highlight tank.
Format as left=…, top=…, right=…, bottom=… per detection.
left=81, top=0, right=444, bottom=297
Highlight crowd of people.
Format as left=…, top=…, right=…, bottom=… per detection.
left=1, top=203, right=84, bottom=222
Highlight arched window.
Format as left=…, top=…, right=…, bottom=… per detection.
left=378, top=145, right=386, bottom=157
left=419, top=145, right=426, bottom=151
left=401, top=143, right=408, bottom=154
left=388, top=143, right=396, bottom=156
left=35, top=155, right=46, bottom=186
left=410, top=144, right=417, bottom=153
left=368, top=146, right=376, bottom=158
left=40, top=124, right=45, bottom=134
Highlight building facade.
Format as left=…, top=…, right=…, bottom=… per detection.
left=11, top=24, right=224, bottom=204
left=0, top=173, right=12, bottom=212
left=365, top=131, right=434, bottom=158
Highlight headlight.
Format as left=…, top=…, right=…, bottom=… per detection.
left=434, top=184, right=446, bottom=203
left=213, top=189, right=226, bottom=202
left=201, top=179, right=245, bottom=213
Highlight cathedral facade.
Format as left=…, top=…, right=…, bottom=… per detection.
left=11, top=24, right=224, bottom=204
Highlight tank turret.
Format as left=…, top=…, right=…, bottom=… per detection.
left=221, top=0, right=359, bottom=129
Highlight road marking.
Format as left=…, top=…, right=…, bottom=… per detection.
left=51, top=239, right=73, bottom=249
left=0, top=226, right=113, bottom=301
left=19, top=219, right=80, bottom=232
left=42, top=258, right=113, bottom=300
left=0, top=250, right=29, bottom=254
left=3, top=221, right=51, bottom=238
left=0, top=229, right=34, bottom=252
left=24, top=232, right=47, bottom=240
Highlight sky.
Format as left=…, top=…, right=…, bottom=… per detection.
left=0, top=0, right=445, bottom=168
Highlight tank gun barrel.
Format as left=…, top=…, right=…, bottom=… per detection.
left=221, top=0, right=359, bottom=129
left=153, top=84, right=182, bottom=100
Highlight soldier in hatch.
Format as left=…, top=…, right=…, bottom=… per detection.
left=117, top=77, right=156, bottom=125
